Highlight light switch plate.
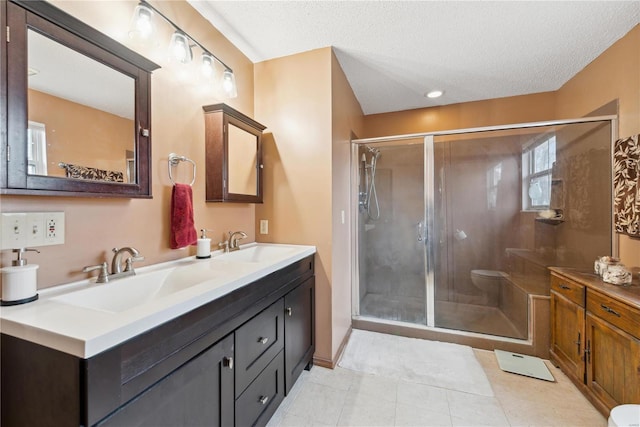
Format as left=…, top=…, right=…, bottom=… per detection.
left=260, top=219, right=268, bottom=235
left=1, top=213, right=27, bottom=250
left=0, top=212, right=65, bottom=249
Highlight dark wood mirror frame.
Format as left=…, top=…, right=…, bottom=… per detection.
left=1, top=0, right=160, bottom=198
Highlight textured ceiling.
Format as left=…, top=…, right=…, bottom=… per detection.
left=189, top=1, right=640, bottom=115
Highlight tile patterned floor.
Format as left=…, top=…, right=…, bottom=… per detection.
left=267, top=348, right=606, bottom=427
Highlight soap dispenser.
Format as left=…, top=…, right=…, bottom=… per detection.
left=196, top=229, right=212, bottom=259
left=1, top=248, right=40, bottom=306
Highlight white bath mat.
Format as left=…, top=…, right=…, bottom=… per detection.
left=338, top=330, right=494, bottom=396
left=494, top=349, right=555, bottom=382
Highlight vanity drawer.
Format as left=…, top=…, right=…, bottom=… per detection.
left=551, top=274, right=586, bottom=307
left=587, top=291, right=640, bottom=339
left=235, top=350, right=285, bottom=427
left=235, top=298, right=285, bottom=397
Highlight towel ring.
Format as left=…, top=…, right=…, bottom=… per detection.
left=168, top=153, right=196, bottom=186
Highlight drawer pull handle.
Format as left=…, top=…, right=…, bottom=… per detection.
left=258, top=395, right=269, bottom=405
left=559, top=284, right=571, bottom=290
left=258, top=337, right=269, bottom=345
left=600, top=304, right=621, bottom=317
left=286, top=307, right=293, bottom=316
left=223, top=356, right=234, bottom=369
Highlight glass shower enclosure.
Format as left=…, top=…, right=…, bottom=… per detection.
left=353, top=118, right=614, bottom=340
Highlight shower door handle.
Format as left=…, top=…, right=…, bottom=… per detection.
left=417, top=221, right=424, bottom=242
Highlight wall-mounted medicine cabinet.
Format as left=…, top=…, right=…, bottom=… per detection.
left=203, top=103, right=266, bottom=203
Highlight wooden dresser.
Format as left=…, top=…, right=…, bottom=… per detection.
left=549, top=267, right=640, bottom=417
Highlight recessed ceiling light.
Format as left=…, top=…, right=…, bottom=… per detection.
left=425, top=90, right=443, bottom=98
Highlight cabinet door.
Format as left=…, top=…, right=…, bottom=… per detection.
left=284, top=277, right=315, bottom=394
left=585, top=313, right=640, bottom=409
left=97, top=334, right=234, bottom=427
left=550, top=290, right=585, bottom=380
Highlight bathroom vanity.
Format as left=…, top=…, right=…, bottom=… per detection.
left=0, top=244, right=315, bottom=427
left=549, top=268, right=640, bottom=416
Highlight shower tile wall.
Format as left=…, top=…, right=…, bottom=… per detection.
left=360, top=143, right=425, bottom=323
left=434, top=136, right=523, bottom=307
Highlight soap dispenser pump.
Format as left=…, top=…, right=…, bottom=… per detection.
left=196, top=229, right=212, bottom=259
left=1, top=248, right=40, bottom=306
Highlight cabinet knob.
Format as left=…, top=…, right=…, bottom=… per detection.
left=258, top=395, right=269, bottom=405
left=223, top=356, right=234, bottom=369
left=258, top=337, right=269, bottom=345
left=286, top=307, right=292, bottom=317
left=559, top=284, right=571, bottom=290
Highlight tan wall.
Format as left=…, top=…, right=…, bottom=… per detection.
left=362, top=92, right=557, bottom=138
left=556, top=25, right=640, bottom=267
left=28, top=89, right=133, bottom=178
left=330, top=51, right=364, bottom=359
left=254, top=48, right=334, bottom=362
left=1, top=0, right=256, bottom=289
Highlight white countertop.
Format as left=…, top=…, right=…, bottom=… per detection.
left=0, top=243, right=316, bottom=358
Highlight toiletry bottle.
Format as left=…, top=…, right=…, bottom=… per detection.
left=1, top=248, right=40, bottom=306
left=196, top=229, right=212, bottom=259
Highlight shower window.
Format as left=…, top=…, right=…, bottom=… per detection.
left=522, top=134, right=556, bottom=210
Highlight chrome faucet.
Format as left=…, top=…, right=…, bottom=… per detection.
left=228, top=231, right=247, bottom=252
left=111, top=247, right=143, bottom=274
left=83, top=247, right=144, bottom=283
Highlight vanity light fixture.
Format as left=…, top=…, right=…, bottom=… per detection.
left=222, top=70, right=238, bottom=98
left=129, top=0, right=237, bottom=98
left=426, top=90, right=444, bottom=99
left=201, top=52, right=215, bottom=77
left=129, top=2, right=154, bottom=40
left=169, top=31, right=192, bottom=64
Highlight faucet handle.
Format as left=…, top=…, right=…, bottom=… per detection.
left=124, top=255, right=144, bottom=272
left=82, top=262, right=109, bottom=283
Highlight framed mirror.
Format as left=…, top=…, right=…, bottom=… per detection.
left=2, top=0, right=159, bottom=197
left=203, top=103, right=266, bottom=203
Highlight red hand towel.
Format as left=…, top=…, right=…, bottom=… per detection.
left=170, top=183, right=198, bottom=249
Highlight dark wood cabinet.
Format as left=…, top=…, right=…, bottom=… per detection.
left=285, top=276, right=315, bottom=394
left=97, top=334, right=235, bottom=427
left=1, top=255, right=315, bottom=427
left=235, top=299, right=285, bottom=397
left=549, top=268, right=640, bottom=417
left=235, top=350, right=286, bottom=427
left=203, top=103, right=266, bottom=203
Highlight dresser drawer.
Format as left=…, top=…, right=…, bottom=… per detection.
left=551, top=274, right=586, bottom=307
left=235, top=298, right=285, bottom=397
left=235, top=350, right=285, bottom=427
left=587, top=291, right=640, bottom=339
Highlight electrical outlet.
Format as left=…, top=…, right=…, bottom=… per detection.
left=1, top=213, right=27, bottom=250
left=259, top=219, right=269, bottom=235
left=43, top=212, right=65, bottom=245
left=25, top=212, right=45, bottom=247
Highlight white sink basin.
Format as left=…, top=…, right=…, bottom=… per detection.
left=52, top=263, right=231, bottom=313
left=213, top=244, right=301, bottom=263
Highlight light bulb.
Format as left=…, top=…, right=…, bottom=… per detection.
left=201, top=52, right=214, bottom=78
left=168, top=32, right=192, bottom=64
left=221, top=70, right=237, bottom=98
left=129, top=3, right=154, bottom=40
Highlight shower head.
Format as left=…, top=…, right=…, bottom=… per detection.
left=367, top=146, right=381, bottom=160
